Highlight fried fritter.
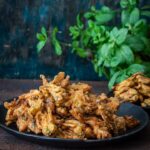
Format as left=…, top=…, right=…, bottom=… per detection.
left=113, top=73, right=150, bottom=107
left=4, top=72, right=139, bottom=139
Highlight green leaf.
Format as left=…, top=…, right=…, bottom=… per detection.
left=98, top=67, right=103, bottom=77
left=143, top=62, right=150, bottom=76
left=121, top=7, right=140, bottom=25
left=54, top=41, right=62, bottom=55
left=97, top=58, right=104, bottom=66
left=75, top=48, right=88, bottom=58
left=93, top=59, right=103, bottom=77
left=95, top=7, right=114, bottom=24
left=125, top=35, right=145, bottom=52
left=69, top=26, right=80, bottom=39
left=110, top=27, right=118, bottom=36
left=116, top=70, right=129, bottom=83
left=126, top=64, right=145, bottom=75
left=51, top=27, right=62, bottom=55
left=110, top=44, right=133, bottom=67
left=110, top=27, right=128, bottom=45
left=141, top=10, right=150, bottom=17
left=108, top=70, right=122, bottom=90
left=76, top=14, right=84, bottom=29
left=110, top=57, right=119, bottom=67
left=100, top=44, right=111, bottom=59
left=133, top=19, right=147, bottom=34
left=141, top=37, right=150, bottom=54
left=109, top=27, right=119, bottom=42
left=81, top=32, right=90, bottom=46
left=121, top=10, right=130, bottom=25
left=72, top=41, right=79, bottom=51
left=110, top=68, right=116, bottom=77
left=116, top=28, right=128, bottom=45
left=91, top=6, right=96, bottom=11
left=129, top=0, right=137, bottom=6
left=88, top=20, right=95, bottom=28
left=84, top=12, right=94, bottom=19
left=134, top=55, right=142, bottom=64
left=37, top=41, right=46, bottom=53
left=103, top=59, right=111, bottom=67
left=101, top=6, right=112, bottom=12
left=84, top=6, right=115, bottom=24
left=129, top=8, right=140, bottom=24
left=84, top=6, right=96, bottom=19
left=93, top=61, right=99, bottom=72
left=120, top=45, right=134, bottom=64
left=110, top=53, right=122, bottom=67
left=41, top=27, right=47, bottom=37
left=36, top=33, right=45, bottom=41
left=120, top=0, right=128, bottom=8
left=120, top=0, right=137, bottom=8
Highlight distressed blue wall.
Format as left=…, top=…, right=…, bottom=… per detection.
left=0, top=0, right=149, bottom=80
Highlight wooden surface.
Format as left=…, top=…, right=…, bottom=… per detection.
left=0, top=79, right=149, bottom=150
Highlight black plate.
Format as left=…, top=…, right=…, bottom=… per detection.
left=0, top=99, right=149, bottom=148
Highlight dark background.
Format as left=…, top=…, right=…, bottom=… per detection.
left=0, top=0, right=149, bottom=80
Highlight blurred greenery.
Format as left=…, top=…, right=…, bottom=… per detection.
left=37, top=0, right=150, bottom=89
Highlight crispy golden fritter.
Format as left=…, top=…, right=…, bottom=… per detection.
left=4, top=72, right=139, bottom=139
left=141, top=98, right=150, bottom=107
left=113, top=73, right=150, bottom=107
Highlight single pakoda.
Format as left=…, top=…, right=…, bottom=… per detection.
left=113, top=73, right=150, bottom=107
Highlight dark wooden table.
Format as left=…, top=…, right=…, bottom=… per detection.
left=0, top=79, right=149, bottom=150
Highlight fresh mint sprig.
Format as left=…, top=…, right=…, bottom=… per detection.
left=36, top=0, right=150, bottom=90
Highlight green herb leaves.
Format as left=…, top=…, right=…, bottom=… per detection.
left=36, top=0, right=150, bottom=90
left=36, top=41, right=46, bottom=53
left=121, top=0, right=140, bottom=25
left=36, top=27, right=48, bottom=53
left=51, top=27, right=62, bottom=55
left=109, top=27, right=128, bottom=45
left=120, top=45, right=134, bottom=64
left=36, top=27, right=62, bottom=55
left=120, top=0, right=137, bottom=9
left=69, top=0, right=150, bottom=89
left=84, top=6, right=115, bottom=24
left=129, top=8, right=140, bottom=24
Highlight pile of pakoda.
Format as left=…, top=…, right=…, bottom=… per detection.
left=113, top=73, right=150, bottom=107
left=4, top=72, right=139, bottom=139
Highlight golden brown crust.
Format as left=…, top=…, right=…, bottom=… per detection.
left=113, top=73, right=150, bottom=107
left=4, top=72, right=139, bottom=139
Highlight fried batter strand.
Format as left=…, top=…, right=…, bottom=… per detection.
left=4, top=72, right=139, bottom=139
left=113, top=73, right=150, bottom=107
